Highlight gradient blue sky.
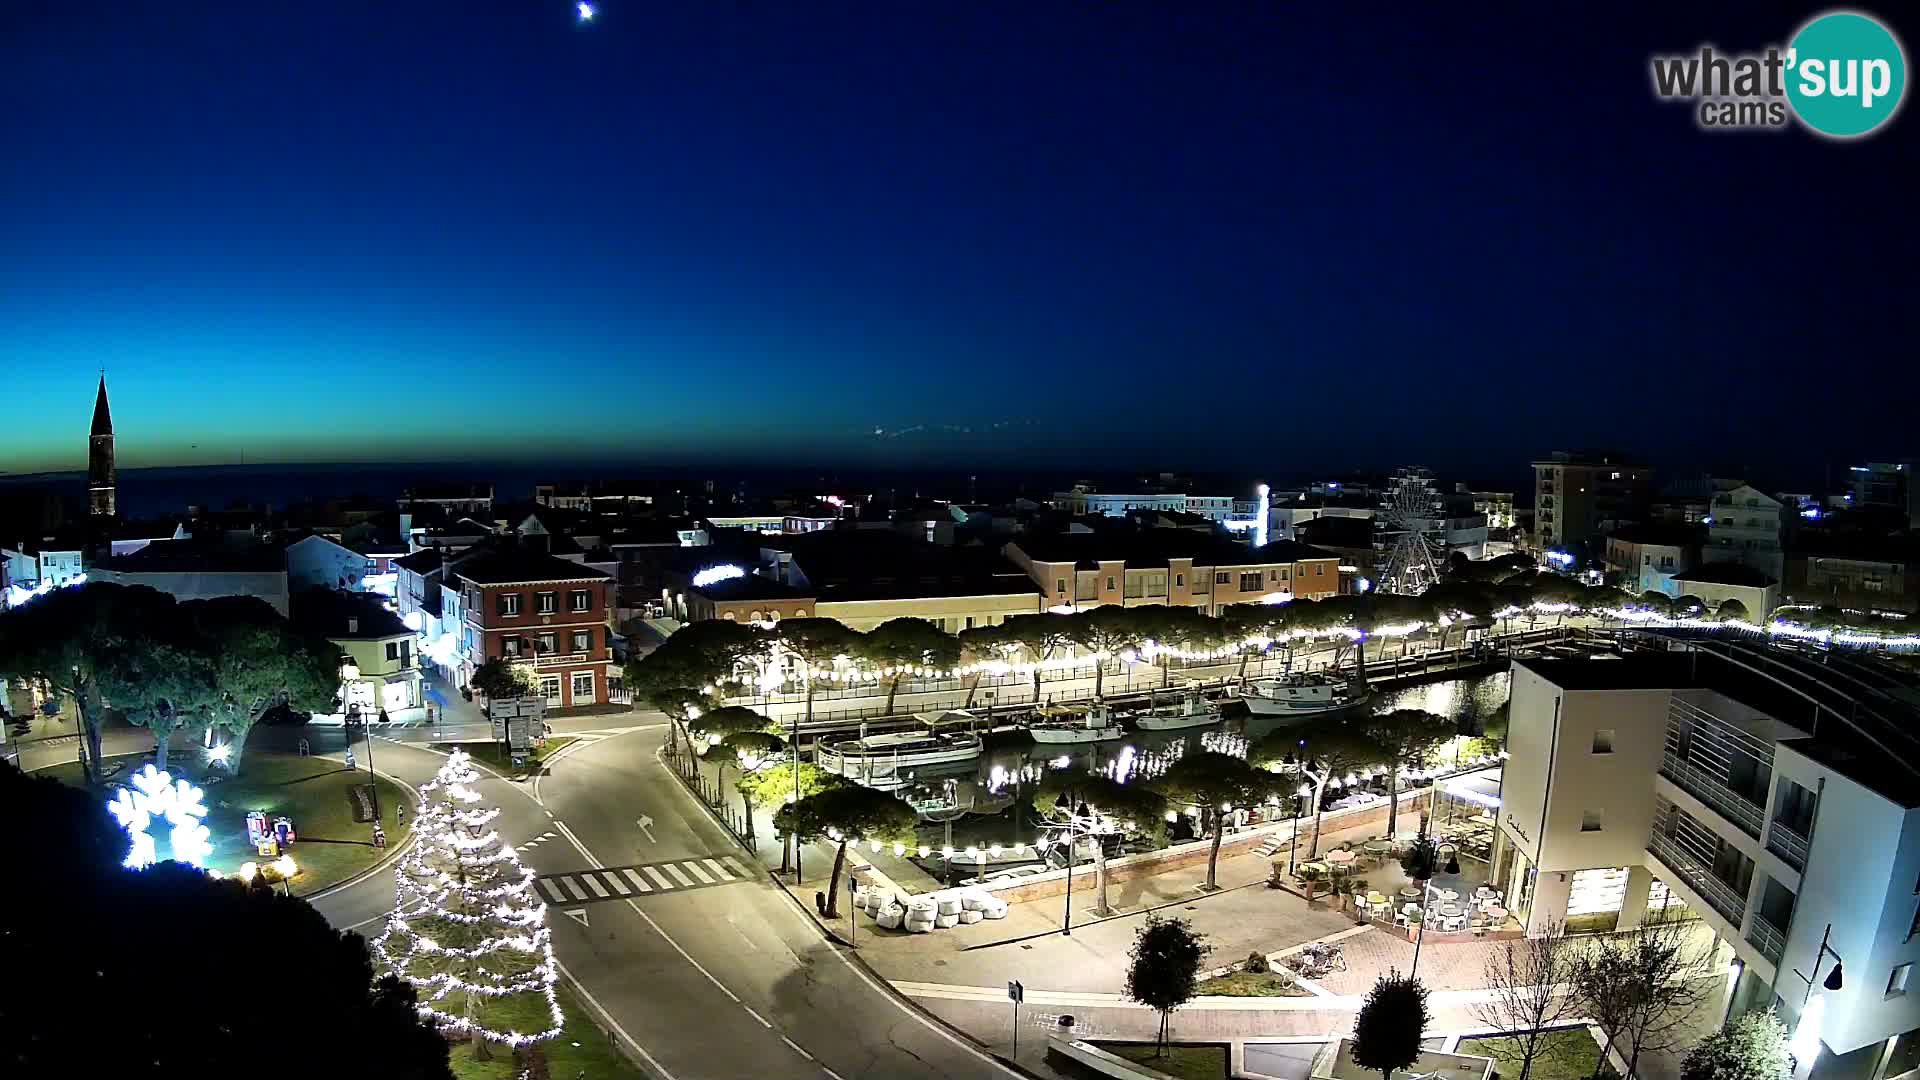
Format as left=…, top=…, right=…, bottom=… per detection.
left=3, top=3, right=1915, bottom=482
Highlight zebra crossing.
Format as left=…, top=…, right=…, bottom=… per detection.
left=536, top=855, right=753, bottom=906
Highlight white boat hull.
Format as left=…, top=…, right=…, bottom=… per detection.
left=1242, top=689, right=1370, bottom=720
left=1133, top=712, right=1222, bottom=731
left=1028, top=725, right=1126, bottom=744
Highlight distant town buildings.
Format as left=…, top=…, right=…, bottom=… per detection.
left=1531, top=450, right=1652, bottom=553
left=1705, top=484, right=1788, bottom=582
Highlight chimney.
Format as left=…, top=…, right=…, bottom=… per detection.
left=347, top=616, right=359, bottom=634
left=439, top=544, right=452, bottom=583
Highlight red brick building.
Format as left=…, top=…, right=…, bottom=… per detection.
left=456, top=548, right=616, bottom=709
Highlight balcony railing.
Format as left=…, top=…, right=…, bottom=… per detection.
left=1648, top=832, right=1748, bottom=925
left=510, top=651, right=596, bottom=668
left=1661, top=751, right=1766, bottom=839
left=1747, top=915, right=1788, bottom=965
left=1767, top=821, right=1810, bottom=871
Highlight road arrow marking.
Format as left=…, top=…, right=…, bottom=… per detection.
left=636, top=815, right=656, bottom=843
left=564, top=908, right=589, bottom=927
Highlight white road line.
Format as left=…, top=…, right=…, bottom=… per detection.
left=663, top=863, right=696, bottom=887
left=643, top=865, right=675, bottom=890
left=703, top=858, right=735, bottom=879
left=683, top=861, right=715, bottom=884
left=821, top=1067, right=845, bottom=1080
left=582, top=874, right=610, bottom=898
left=560, top=876, right=589, bottom=901
left=743, top=1005, right=772, bottom=1028
left=604, top=871, right=632, bottom=896
left=554, top=958, right=680, bottom=1080
left=724, top=856, right=753, bottom=878
left=781, top=1035, right=814, bottom=1059
left=537, top=879, right=568, bottom=904
left=621, top=868, right=653, bottom=893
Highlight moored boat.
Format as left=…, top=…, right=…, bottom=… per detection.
left=1130, top=691, right=1224, bottom=731
left=815, top=711, right=985, bottom=787
left=1240, top=672, right=1370, bottom=720
left=1027, top=702, right=1126, bottom=744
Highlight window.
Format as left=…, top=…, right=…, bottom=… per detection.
left=571, top=671, right=595, bottom=705
left=1239, top=572, right=1261, bottom=591
left=1316, top=564, right=1325, bottom=576
left=1175, top=573, right=1184, bottom=587
left=965, top=616, right=975, bottom=629
left=539, top=675, right=562, bottom=705
left=1892, top=964, right=1913, bottom=998
left=1592, top=729, right=1614, bottom=754
left=1215, top=572, right=1230, bottom=585
left=1910, top=902, right=1920, bottom=940
left=1056, top=578, right=1066, bottom=594
left=537, top=591, right=557, bottom=614
left=537, top=632, right=557, bottom=654
left=572, top=630, right=591, bottom=653
left=1106, top=576, right=1116, bottom=591
left=570, top=589, right=590, bottom=612
left=503, top=637, right=522, bottom=658
left=386, top=641, right=401, bottom=661
left=498, top=593, right=521, bottom=617
left=1580, top=810, right=1603, bottom=832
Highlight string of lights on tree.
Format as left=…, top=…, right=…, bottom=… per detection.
left=372, top=750, right=564, bottom=1049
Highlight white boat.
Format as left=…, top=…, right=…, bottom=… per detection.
left=1027, top=703, right=1125, bottom=744
left=814, top=711, right=984, bottom=787
left=1241, top=673, right=1370, bottom=719
left=1131, top=691, right=1223, bottom=731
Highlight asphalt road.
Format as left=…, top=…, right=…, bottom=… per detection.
left=305, top=721, right=1024, bottom=1080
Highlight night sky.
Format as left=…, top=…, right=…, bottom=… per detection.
left=3, top=2, right=1914, bottom=485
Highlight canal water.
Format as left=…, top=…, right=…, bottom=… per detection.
left=894, top=669, right=1512, bottom=817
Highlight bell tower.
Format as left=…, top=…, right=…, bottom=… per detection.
left=88, top=374, right=116, bottom=519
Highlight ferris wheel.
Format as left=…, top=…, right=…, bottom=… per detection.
left=1373, top=467, right=1447, bottom=595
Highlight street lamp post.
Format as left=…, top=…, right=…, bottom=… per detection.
left=1280, top=742, right=1328, bottom=874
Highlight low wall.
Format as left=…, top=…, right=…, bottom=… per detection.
left=982, top=790, right=1427, bottom=905
left=1047, top=1035, right=1197, bottom=1080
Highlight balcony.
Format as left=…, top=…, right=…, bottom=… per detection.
left=1661, top=751, right=1766, bottom=838
left=511, top=651, right=596, bottom=669
left=1746, top=915, right=1788, bottom=965
left=1648, top=831, right=1748, bottom=925
left=1766, top=820, right=1810, bottom=871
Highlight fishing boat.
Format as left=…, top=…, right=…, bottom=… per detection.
left=1130, top=691, right=1224, bottom=731
left=1240, top=672, right=1370, bottom=720
left=814, top=711, right=984, bottom=787
left=1027, top=702, right=1126, bottom=744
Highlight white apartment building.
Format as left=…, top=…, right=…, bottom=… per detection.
left=1499, top=643, right=1920, bottom=1080
left=1707, top=484, right=1788, bottom=581
left=1052, top=486, right=1237, bottom=522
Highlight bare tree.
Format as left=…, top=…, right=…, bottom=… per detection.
left=1573, top=909, right=1718, bottom=1079
left=1470, top=922, right=1584, bottom=1080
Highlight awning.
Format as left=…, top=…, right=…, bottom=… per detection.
left=1441, top=767, right=1503, bottom=809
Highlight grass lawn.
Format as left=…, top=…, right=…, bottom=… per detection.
left=41, top=748, right=413, bottom=896
left=1459, top=1028, right=1617, bottom=1080
left=1093, top=1042, right=1230, bottom=1080
left=441, top=737, right=577, bottom=777
left=446, top=980, right=644, bottom=1080
left=1196, top=969, right=1311, bottom=997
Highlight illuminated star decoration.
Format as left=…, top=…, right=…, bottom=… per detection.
left=106, top=764, right=214, bottom=870
left=575, top=2, right=595, bottom=22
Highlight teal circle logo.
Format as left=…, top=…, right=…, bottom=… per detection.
left=1786, top=11, right=1907, bottom=137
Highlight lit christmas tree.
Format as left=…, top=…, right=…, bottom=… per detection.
left=372, top=749, right=563, bottom=1059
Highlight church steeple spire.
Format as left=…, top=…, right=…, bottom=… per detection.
left=88, top=374, right=116, bottom=518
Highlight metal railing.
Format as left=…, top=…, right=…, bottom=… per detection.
left=1767, top=820, right=1810, bottom=871
left=1660, top=751, right=1766, bottom=839
left=1747, top=914, right=1788, bottom=965
left=1647, top=831, right=1748, bottom=925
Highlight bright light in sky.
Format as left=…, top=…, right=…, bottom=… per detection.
left=576, top=2, right=595, bottom=22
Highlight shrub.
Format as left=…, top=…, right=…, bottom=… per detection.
left=1244, top=951, right=1270, bottom=974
